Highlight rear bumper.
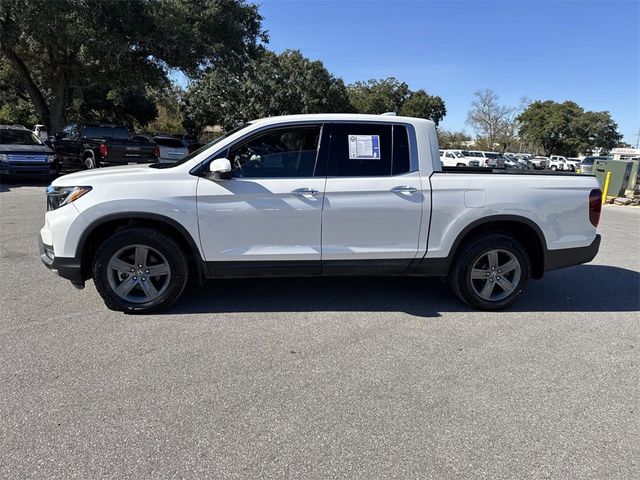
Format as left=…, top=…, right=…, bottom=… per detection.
left=39, top=237, right=85, bottom=288
left=100, top=157, right=158, bottom=166
left=545, top=234, right=601, bottom=272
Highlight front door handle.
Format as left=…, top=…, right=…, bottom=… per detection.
left=291, top=188, right=320, bottom=196
left=391, top=185, right=418, bottom=193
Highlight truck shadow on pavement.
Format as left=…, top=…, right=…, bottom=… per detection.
left=165, top=264, right=640, bottom=317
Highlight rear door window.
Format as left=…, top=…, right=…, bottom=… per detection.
left=327, top=123, right=411, bottom=176
left=83, top=126, right=112, bottom=139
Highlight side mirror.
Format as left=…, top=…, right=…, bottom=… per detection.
left=209, top=158, right=232, bottom=180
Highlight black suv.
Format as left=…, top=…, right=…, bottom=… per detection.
left=0, top=125, right=58, bottom=180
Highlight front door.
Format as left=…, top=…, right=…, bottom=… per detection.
left=196, top=124, right=327, bottom=276
left=321, top=122, right=425, bottom=274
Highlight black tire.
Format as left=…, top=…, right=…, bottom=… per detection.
left=84, top=155, right=97, bottom=169
left=449, top=234, right=531, bottom=311
left=92, top=228, right=189, bottom=313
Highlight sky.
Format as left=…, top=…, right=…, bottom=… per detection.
left=254, top=0, right=639, bottom=145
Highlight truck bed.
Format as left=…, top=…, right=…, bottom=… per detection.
left=440, top=166, right=583, bottom=176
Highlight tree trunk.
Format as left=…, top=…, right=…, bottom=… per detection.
left=2, top=47, right=50, bottom=127
left=49, top=74, right=68, bottom=134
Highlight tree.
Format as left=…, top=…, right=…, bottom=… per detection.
left=0, top=56, right=37, bottom=127
left=517, top=100, right=622, bottom=156
left=182, top=50, right=352, bottom=132
left=571, top=110, right=622, bottom=155
left=143, top=86, right=184, bottom=134
left=0, top=0, right=265, bottom=132
left=466, top=89, right=514, bottom=149
left=399, top=90, right=446, bottom=126
left=437, top=129, right=471, bottom=149
left=347, top=78, right=446, bottom=125
left=347, top=78, right=410, bottom=115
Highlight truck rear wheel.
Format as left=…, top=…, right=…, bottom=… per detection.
left=449, top=234, right=531, bottom=310
left=84, top=155, right=97, bottom=169
left=92, top=228, right=189, bottom=313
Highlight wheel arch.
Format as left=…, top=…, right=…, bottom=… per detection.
left=447, top=215, right=548, bottom=279
left=76, top=213, right=203, bottom=281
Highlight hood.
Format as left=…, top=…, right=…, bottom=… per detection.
left=0, top=144, right=53, bottom=154
left=52, top=163, right=156, bottom=186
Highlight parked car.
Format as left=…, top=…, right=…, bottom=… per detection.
left=439, top=149, right=481, bottom=167
left=0, top=124, right=58, bottom=180
left=529, top=156, right=548, bottom=169
left=172, top=134, right=204, bottom=153
left=580, top=156, right=607, bottom=175
left=565, top=157, right=582, bottom=172
left=40, top=113, right=602, bottom=313
left=54, top=123, right=159, bottom=170
left=133, top=135, right=188, bottom=163
left=548, top=156, right=566, bottom=171
left=467, top=151, right=506, bottom=168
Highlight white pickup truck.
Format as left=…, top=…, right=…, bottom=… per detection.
left=439, top=149, right=481, bottom=168
left=40, top=114, right=602, bottom=313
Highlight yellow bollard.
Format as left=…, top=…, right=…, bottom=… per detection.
left=602, top=171, right=612, bottom=205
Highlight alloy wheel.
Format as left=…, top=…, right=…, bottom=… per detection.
left=470, top=249, right=522, bottom=301
left=107, top=244, right=171, bottom=303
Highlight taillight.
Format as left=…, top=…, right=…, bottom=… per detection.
left=99, top=143, right=108, bottom=158
left=153, top=145, right=160, bottom=158
left=589, top=188, right=602, bottom=227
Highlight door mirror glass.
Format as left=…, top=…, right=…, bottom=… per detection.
left=209, top=158, right=232, bottom=180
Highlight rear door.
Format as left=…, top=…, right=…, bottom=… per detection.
left=196, top=124, right=327, bottom=275
left=321, top=122, right=424, bottom=273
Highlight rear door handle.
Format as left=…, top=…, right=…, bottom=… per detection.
left=291, top=188, right=320, bottom=196
left=391, top=185, right=418, bottom=193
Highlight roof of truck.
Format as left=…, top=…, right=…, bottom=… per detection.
left=250, top=113, right=435, bottom=126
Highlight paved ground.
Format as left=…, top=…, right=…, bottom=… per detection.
left=1, top=182, right=639, bottom=480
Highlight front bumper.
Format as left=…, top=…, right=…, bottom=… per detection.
left=1, top=162, right=58, bottom=178
left=545, top=234, right=601, bottom=272
left=39, top=237, right=85, bottom=288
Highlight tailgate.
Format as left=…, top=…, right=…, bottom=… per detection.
left=106, top=140, right=156, bottom=163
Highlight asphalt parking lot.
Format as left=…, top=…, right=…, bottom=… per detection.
left=1, top=182, right=639, bottom=479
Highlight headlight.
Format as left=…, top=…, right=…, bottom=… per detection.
left=0, top=154, right=7, bottom=162
left=47, top=154, right=56, bottom=163
left=46, top=186, right=92, bottom=211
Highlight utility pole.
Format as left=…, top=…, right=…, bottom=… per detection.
left=635, top=129, right=640, bottom=149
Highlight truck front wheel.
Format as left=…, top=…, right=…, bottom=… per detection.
left=449, top=234, right=531, bottom=310
left=92, top=228, right=189, bottom=313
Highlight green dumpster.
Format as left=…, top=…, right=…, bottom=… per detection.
left=593, top=160, right=635, bottom=198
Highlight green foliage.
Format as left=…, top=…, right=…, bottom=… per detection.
left=399, top=90, right=446, bottom=126
left=142, top=86, right=184, bottom=134
left=0, top=0, right=265, bottom=132
left=518, top=100, right=622, bottom=156
left=347, top=78, right=410, bottom=115
left=0, top=57, right=37, bottom=127
left=347, top=78, right=446, bottom=125
left=437, top=129, right=471, bottom=149
left=182, top=50, right=352, bottom=132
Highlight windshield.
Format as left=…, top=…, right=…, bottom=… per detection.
left=0, top=129, right=43, bottom=145
left=581, top=157, right=595, bottom=165
left=485, top=153, right=498, bottom=159
left=453, top=151, right=464, bottom=158
left=150, top=123, right=252, bottom=169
